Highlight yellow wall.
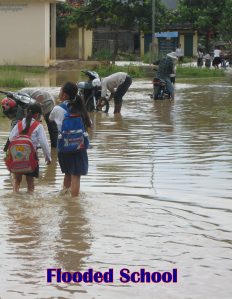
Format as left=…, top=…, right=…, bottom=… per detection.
left=179, top=35, right=185, bottom=55
left=193, top=30, right=198, bottom=56
left=0, top=2, right=52, bottom=66
left=57, top=26, right=93, bottom=60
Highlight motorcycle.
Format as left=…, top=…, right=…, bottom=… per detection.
left=77, top=70, right=109, bottom=113
left=152, top=78, right=171, bottom=100
left=0, top=90, right=37, bottom=152
left=0, top=90, right=35, bottom=120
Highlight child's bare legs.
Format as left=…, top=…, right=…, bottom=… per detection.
left=71, top=175, right=80, bottom=197
left=63, top=174, right=80, bottom=197
left=63, top=174, right=71, bottom=189
left=13, top=174, right=22, bottom=193
left=26, top=176, right=34, bottom=193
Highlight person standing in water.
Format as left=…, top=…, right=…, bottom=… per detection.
left=99, top=72, right=132, bottom=114
left=8, top=103, right=51, bottom=193
left=49, top=82, right=91, bottom=197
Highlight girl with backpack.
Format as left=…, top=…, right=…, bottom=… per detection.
left=7, top=103, right=51, bottom=193
left=49, top=82, right=92, bottom=197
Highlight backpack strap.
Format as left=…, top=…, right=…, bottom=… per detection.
left=60, top=102, right=69, bottom=112
left=28, top=121, right=40, bottom=136
left=18, top=120, right=23, bottom=133
left=17, top=120, right=40, bottom=136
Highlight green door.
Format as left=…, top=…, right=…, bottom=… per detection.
left=184, top=33, right=193, bottom=57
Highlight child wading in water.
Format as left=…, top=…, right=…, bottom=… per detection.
left=49, top=82, right=92, bottom=197
left=8, top=103, right=51, bottom=193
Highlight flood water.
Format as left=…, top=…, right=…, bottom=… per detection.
left=0, top=74, right=232, bottom=299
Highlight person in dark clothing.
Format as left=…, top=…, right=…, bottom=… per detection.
left=156, top=52, right=177, bottom=100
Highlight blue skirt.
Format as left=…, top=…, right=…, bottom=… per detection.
left=58, top=150, right=88, bottom=176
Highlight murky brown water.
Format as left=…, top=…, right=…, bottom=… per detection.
left=0, top=76, right=232, bottom=299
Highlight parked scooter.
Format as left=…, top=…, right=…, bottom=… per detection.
left=1, top=90, right=37, bottom=152
left=0, top=90, right=35, bottom=120
left=77, top=70, right=109, bottom=113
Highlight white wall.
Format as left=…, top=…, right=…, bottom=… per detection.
left=0, top=2, right=51, bottom=66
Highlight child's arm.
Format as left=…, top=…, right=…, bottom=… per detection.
left=37, top=124, right=51, bottom=162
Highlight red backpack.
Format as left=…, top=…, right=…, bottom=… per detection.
left=5, top=120, right=40, bottom=174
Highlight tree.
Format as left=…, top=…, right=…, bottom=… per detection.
left=56, top=0, right=169, bottom=59
left=218, top=0, right=232, bottom=43
left=171, top=0, right=226, bottom=51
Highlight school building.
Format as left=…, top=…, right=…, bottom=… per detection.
left=0, top=0, right=64, bottom=67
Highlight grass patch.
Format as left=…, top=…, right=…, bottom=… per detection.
left=177, top=66, right=225, bottom=78
left=92, top=64, right=146, bottom=78
left=0, top=77, right=29, bottom=88
left=0, top=65, right=47, bottom=89
left=0, top=65, right=47, bottom=74
left=92, top=49, right=113, bottom=60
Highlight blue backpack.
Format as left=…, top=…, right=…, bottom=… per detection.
left=57, top=103, right=89, bottom=153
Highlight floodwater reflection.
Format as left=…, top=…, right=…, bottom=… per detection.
left=0, top=77, right=232, bottom=299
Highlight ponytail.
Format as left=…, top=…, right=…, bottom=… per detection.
left=21, top=103, right=42, bottom=134
left=62, top=81, right=92, bottom=128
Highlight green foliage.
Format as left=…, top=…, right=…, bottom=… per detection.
left=169, top=0, right=227, bottom=51
left=93, top=49, right=113, bottom=60
left=0, top=77, right=29, bottom=88
left=0, top=66, right=46, bottom=74
left=0, top=67, right=36, bottom=88
left=218, top=0, right=232, bottom=42
left=57, top=0, right=169, bottom=33
left=142, top=52, right=152, bottom=64
left=176, top=66, right=225, bottom=78
left=56, top=2, right=76, bottom=40
left=93, top=64, right=146, bottom=78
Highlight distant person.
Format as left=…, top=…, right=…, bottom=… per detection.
left=212, top=46, right=222, bottom=68
left=196, top=48, right=204, bottom=68
left=7, top=103, right=51, bottom=193
left=220, top=50, right=226, bottom=69
left=156, top=52, right=178, bottom=100
left=204, top=53, right=211, bottom=68
left=20, top=88, right=58, bottom=147
left=99, top=72, right=132, bottom=114
left=175, top=44, right=184, bottom=64
left=49, top=82, right=92, bottom=197
left=170, top=64, right=177, bottom=84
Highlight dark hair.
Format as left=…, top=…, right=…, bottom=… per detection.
left=62, top=81, right=78, bottom=101
left=63, top=81, right=92, bottom=128
left=21, top=103, right=42, bottom=134
left=69, top=94, right=92, bottom=128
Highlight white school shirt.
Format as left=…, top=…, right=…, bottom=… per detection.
left=176, top=47, right=183, bottom=57
left=9, top=118, right=51, bottom=162
left=49, top=102, right=68, bottom=131
left=214, top=49, right=221, bottom=57
left=101, top=72, right=128, bottom=98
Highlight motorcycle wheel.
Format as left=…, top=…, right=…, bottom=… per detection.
left=86, top=97, right=95, bottom=112
left=97, top=98, right=109, bottom=113
left=153, top=86, right=162, bottom=100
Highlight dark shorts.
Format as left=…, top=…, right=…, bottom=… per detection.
left=58, top=150, right=88, bottom=176
left=212, top=57, right=221, bottom=66
left=114, top=75, right=132, bottom=103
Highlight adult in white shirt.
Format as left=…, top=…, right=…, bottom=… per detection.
left=100, top=72, right=132, bottom=114
left=175, top=44, right=184, bottom=64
